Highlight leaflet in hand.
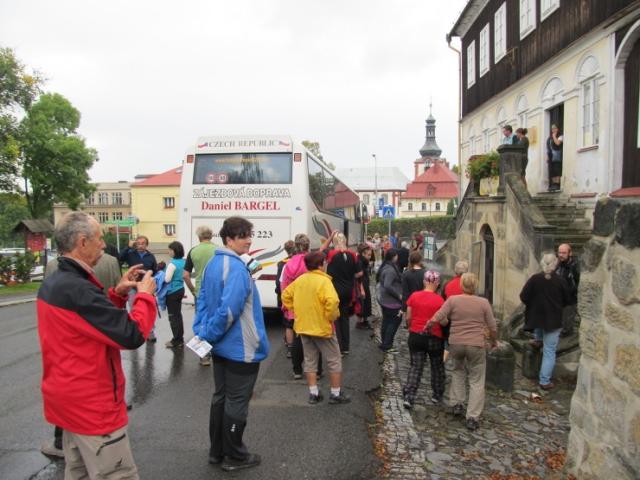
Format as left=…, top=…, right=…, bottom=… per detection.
left=186, top=336, right=213, bottom=358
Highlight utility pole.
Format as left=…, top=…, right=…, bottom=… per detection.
left=372, top=153, right=378, bottom=218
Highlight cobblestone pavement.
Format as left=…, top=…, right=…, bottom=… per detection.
left=375, top=321, right=575, bottom=479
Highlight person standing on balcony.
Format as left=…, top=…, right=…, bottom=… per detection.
left=501, top=125, right=516, bottom=145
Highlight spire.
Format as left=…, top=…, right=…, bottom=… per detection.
left=419, top=102, right=441, bottom=158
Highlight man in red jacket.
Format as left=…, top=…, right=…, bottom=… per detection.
left=37, top=212, right=157, bottom=479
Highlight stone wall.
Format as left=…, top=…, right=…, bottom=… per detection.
left=567, top=197, right=640, bottom=479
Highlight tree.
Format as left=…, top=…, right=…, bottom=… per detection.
left=20, top=93, right=97, bottom=218
left=302, top=140, right=335, bottom=170
left=0, top=193, right=29, bottom=246
left=451, top=164, right=460, bottom=175
left=0, top=48, right=42, bottom=191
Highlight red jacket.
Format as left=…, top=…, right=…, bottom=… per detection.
left=37, top=257, right=156, bottom=435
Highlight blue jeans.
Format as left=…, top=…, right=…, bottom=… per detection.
left=380, top=306, right=401, bottom=350
left=535, top=328, right=561, bottom=385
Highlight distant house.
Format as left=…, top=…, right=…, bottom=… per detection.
left=334, top=167, right=409, bottom=217
left=400, top=160, right=459, bottom=217
left=130, top=166, right=182, bottom=250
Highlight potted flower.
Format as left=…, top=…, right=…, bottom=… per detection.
left=465, top=151, right=500, bottom=196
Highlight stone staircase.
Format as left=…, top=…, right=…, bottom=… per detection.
left=509, top=192, right=592, bottom=376
left=531, top=192, right=593, bottom=255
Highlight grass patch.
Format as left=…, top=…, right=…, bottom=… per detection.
left=0, top=281, right=41, bottom=297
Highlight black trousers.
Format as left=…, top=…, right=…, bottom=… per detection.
left=291, top=333, right=322, bottom=376
left=335, top=308, right=351, bottom=352
left=403, top=332, right=445, bottom=402
left=210, top=356, right=260, bottom=460
left=166, top=288, right=185, bottom=342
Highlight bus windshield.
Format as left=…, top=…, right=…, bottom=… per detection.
left=193, top=153, right=292, bottom=185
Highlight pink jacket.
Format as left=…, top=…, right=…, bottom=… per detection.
left=280, top=253, right=308, bottom=320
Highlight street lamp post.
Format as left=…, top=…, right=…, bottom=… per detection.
left=372, top=153, right=378, bottom=218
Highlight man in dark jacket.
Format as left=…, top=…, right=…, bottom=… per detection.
left=37, top=212, right=157, bottom=478
left=555, top=243, right=580, bottom=336
left=397, top=241, right=410, bottom=272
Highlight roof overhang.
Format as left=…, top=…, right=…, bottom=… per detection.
left=448, top=0, right=490, bottom=40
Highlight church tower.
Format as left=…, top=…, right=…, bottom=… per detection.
left=415, top=102, right=444, bottom=179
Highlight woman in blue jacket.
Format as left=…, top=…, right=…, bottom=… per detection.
left=164, top=241, right=186, bottom=348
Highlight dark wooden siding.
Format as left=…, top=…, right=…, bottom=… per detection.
left=460, top=0, right=639, bottom=116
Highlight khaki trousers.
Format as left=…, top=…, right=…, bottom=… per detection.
left=63, top=426, right=139, bottom=480
left=449, top=344, right=486, bottom=420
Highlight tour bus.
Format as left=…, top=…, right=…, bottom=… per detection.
left=178, top=135, right=368, bottom=309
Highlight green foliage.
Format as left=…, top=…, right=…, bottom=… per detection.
left=103, top=230, right=129, bottom=250
left=446, top=198, right=457, bottom=215
left=465, top=151, right=500, bottom=182
left=0, top=47, right=43, bottom=191
left=0, top=193, right=29, bottom=246
left=14, top=251, right=35, bottom=283
left=21, top=93, right=97, bottom=218
left=366, top=216, right=456, bottom=240
left=451, top=164, right=460, bottom=175
left=303, top=140, right=336, bottom=169
left=0, top=255, right=13, bottom=283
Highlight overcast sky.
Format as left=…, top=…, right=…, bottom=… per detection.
left=1, top=0, right=468, bottom=183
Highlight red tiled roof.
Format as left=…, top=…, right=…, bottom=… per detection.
left=402, top=162, right=459, bottom=199
left=134, top=167, right=182, bottom=186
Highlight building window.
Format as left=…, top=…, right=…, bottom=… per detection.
left=112, top=212, right=123, bottom=221
left=363, top=193, right=370, bottom=204
left=494, top=2, right=507, bottom=63
left=479, top=24, right=490, bottom=77
left=541, top=0, right=560, bottom=21
left=421, top=203, right=427, bottom=211
left=519, top=0, right=536, bottom=39
left=111, top=192, right=123, bottom=205
left=164, top=224, right=176, bottom=236
left=408, top=203, right=413, bottom=211
left=483, top=130, right=491, bottom=153
left=163, top=197, right=175, bottom=209
left=435, top=203, right=441, bottom=211
left=87, top=212, right=95, bottom=217
left=85, top=194, right=95, bottom=205
left=467, top=41, right=476, bottom=88
left=581, top=79, right=599, bottom=146
left=98, top=212, right=109, bottom=223
left=98, top=192, right=109, bottom=205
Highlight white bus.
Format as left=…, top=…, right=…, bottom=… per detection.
left=178, top=135, right=368, bottom=309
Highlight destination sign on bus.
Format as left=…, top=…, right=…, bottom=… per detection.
left=197, top=136, right=293, bottom=152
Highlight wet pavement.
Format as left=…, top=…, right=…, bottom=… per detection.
left=0, top=302, right=383, bottom=480
left=375, top=320, right=575, bottom=479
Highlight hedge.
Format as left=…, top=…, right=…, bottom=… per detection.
left=365, top=216, right=456, bottom=240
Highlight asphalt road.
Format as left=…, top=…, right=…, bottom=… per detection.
left=0, top=301, right=383, bottom=480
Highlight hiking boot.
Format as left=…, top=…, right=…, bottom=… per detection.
left=539, top=382, right=555, bottom=391
left=452, top=404, right=465, bottom=417
left=466, top=418, right=479, bottom=431
left=208, top=455, right=223, bottom=465
left=430, top=395, right=442, bottom=404
left=165, top=340, right=184, bottom=348
left=40, top=442, right=64, bottom=459
left=199, top=355, right=211, bottom=366
left=220, top=453, right=261, bottom=472
left=328, top=392, right=351, bottom=405
left=308, top=393, right=324, bottom=405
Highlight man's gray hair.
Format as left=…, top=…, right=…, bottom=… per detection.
left=54, top=211, right=96, bottom=254
left=454, top=260, right=469, bottom=275
left=401, top=241, right=409, bottom=248
left=540, top=253, right=558, bottom=274
left=196, top=225, right=213, bottom=241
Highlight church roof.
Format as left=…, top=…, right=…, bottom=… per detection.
left=334, top=167, right=409, bottom=191
left=402, top=162, right=459, bottom=199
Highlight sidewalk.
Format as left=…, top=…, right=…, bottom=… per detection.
left=375, top=322, right=574, bottom=479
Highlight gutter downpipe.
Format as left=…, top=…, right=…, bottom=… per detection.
left=446, top=33, right=463, bottom=206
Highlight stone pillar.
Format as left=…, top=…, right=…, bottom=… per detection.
left=496, top=144, right=527, bottom=195
left=566, top=197, right=640, bottom=479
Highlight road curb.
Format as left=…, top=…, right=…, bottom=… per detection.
left=0, top=297, right=36, bottom=308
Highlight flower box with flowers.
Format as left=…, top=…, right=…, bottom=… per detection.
left=465, top=151, right=500, bottom=196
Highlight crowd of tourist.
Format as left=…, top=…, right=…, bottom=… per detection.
left=36, top=212, right=579, bottom=476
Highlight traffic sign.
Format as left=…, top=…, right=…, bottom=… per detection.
left=378, top=197, right=384, bottom=208
left=108, top=219, right=136, bottom=227
left=382, top=205, right=395, bottom=219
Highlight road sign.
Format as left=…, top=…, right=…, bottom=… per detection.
left=378, top=197, right=384, bottom=208
left=108, top=219, right=136, bottom=227
left=382, top=205, right=395, bottom=219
